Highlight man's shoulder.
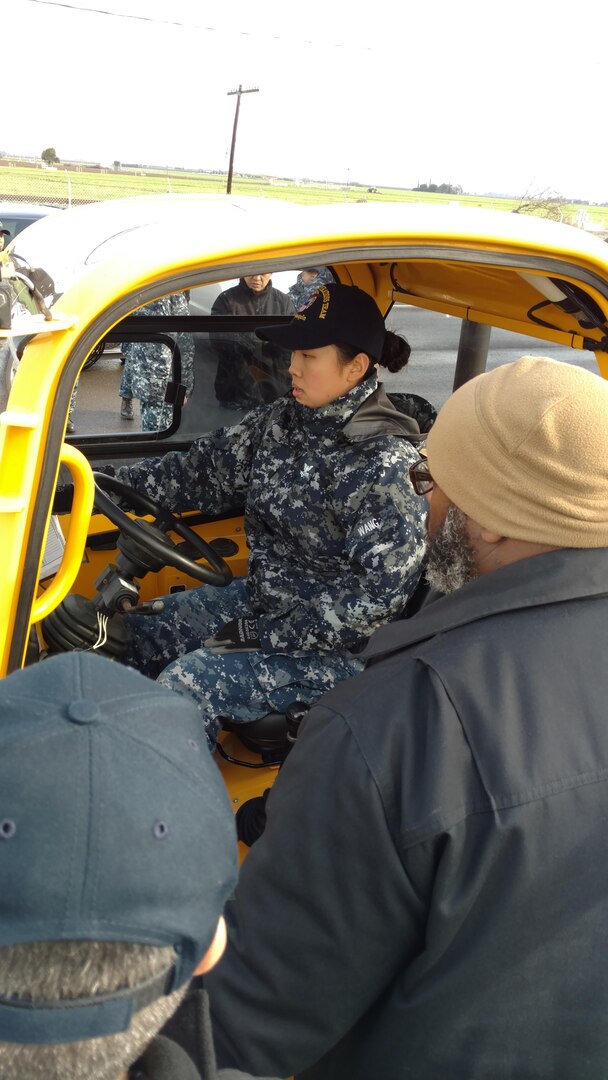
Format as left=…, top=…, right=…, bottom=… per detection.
left=211, top=288, right=237, bottom=312
left=311, top=646, right=429, bottom=736
left=298, top=650, right=483, bottom=846
left=361, top=547, right=608, bottom=667
left=266, top=287, right=295, bottom=313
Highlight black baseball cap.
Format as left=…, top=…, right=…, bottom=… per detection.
left=0, top=653, right=237, bottom=1045
left=256, top=282, right=386, bottom=361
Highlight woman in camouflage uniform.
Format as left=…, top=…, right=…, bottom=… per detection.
left=113, top=284, right=432, bottom=747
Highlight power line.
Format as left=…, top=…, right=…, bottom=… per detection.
left=20, top=0, right=372, bottom=49
left=22, top=0, right=210, bottom=29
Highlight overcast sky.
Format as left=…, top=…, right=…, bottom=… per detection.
left=6, top=0, right=608, bottom=203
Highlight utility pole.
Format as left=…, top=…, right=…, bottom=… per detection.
left=226, top=85, right=259, bottom=194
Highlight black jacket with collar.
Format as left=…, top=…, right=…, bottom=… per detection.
left=211, top=279, right=295, bottom=318
left=208, top=547, right=608, bottom=1079
left=210, top=279, right=295, bottom=406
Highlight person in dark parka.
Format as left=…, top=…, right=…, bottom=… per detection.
left=203, top=355, right=608, bottom=1080
left=210, top=274, right=295, bottom=407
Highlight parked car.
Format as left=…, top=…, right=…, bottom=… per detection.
left=0, top=201, right=61, bottom=246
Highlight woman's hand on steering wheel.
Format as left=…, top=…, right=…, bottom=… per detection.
left=92, top=472, right=233, bottom=587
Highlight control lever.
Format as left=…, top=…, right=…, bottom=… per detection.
left=284, top=700, right=309, bottom=754
left=119, top=599, right=165, bottom=616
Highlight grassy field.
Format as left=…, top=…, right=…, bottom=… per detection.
left=1, top=160, right=607, bottom=229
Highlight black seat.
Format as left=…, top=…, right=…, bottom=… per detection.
left=219, top=700, right=311, bottom=761
left=219, top=710, right=291, bottom=757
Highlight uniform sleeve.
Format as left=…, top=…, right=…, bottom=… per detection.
left=258, top=447, right=427, bottom=654
left=100, top=407, right=268, bottom=515
left=206, top=697, right=429, bottom=1078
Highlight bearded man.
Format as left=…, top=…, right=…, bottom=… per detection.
left=200, top=355, right=608, bottom=1080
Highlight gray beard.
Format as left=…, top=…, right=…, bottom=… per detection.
left=425, top=504, right=477, bottom=594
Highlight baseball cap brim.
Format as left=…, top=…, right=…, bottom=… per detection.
left=256, top=315, right=333, bottom=351
left=256, top=283, right=386, bottom=361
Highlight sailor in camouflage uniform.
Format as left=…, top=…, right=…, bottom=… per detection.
left=288, top=266, right=334, bottom=311
left=119, top=292, right=194, bottom=430
left=109, top=285, right=433, bottom=747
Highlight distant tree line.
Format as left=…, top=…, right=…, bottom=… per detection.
left=415, top=182, right=463, bottom=195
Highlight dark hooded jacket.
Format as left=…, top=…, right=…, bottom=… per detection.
left=210, top=279, right=295, bottom=405
left=206, top=546, right=608, bottom=1079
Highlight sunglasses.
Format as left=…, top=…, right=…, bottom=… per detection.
left=409, top=457, right=433, bottom=496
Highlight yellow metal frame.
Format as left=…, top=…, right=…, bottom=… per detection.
left=3, top=196, right=608, bottom=675
left=31, top=443, right=94, bottom=622
left=2, top=194, right=608, bottom=850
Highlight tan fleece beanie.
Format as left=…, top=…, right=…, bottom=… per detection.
left=426, top=355, right=608, bottom=548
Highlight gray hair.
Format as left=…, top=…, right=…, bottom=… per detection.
left=0, top=940, right=189, bottom=1080
left=425, top=504, right=477, bottom=594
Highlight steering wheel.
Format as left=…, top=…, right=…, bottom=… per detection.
left=93, top=472, right=233, bottom=587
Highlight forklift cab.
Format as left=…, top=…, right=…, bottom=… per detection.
left=2, top=195, right=608, bottom=843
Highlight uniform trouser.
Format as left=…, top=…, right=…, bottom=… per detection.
left=119, top=359, right=134, bottom=399
left=68, top=380, right=79, bottom=420
left=122, top=578, right=363, bottom=748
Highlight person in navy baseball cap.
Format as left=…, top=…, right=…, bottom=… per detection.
left=256, top=282, right=387, bottom=363
left=0, top=652, right=250, bottom=1080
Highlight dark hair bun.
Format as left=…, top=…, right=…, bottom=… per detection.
left=379, top=330, right=411, bottom=373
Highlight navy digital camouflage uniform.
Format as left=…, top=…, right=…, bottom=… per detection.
left=120, top=293, right=195, bottom=430
left=109, top=373, right=430, bottom=746
left=287, top=267, right=335, bottom=312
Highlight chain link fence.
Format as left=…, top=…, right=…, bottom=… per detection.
left=0, top=159, right=228, bottom=208
left=2, top=158, right=607, bottom=230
